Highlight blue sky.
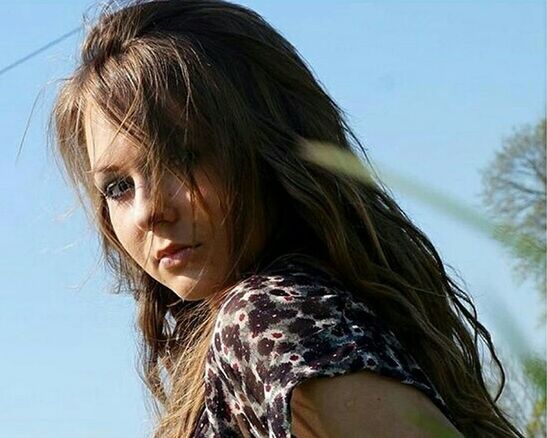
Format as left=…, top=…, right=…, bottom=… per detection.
left=1, top=1, right=545, bottom=437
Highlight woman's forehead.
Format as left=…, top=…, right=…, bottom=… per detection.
left=84, top=105, right=142, bottom=176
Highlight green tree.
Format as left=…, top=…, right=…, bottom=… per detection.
left=484, top=352, right=544, bottom=437
left=480, top=118, right=546, bottom=322
left=479, top=118, right=547, bottom=437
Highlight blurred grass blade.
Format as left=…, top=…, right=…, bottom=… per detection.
left=298, top=139, right=376, bottom=186
left=299, top=140, right=545, bottom=270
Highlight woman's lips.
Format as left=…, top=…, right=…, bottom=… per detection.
left=159, top=244, right=201, bottom=270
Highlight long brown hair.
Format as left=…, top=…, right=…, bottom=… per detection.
left=51, top=1, right=523, bottom=436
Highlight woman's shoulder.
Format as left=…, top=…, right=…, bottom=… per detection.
left=214, top=255, right=376, bottom=354
left=203, top=254, right=453, bottom=436
left=218, top=253, right=361, bottom=323
left=210, top=254, right=354, bottom=370
left=213, top=255, right=416, bottom=378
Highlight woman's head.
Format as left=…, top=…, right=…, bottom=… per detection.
left=52, top=1, right=523, bottom=437
left=83, top=102, right=237, bottom=300
left=53, top=0, right=337, bottom=301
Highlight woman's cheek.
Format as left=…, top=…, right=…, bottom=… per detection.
left=109, top=210, right=135, bottom=256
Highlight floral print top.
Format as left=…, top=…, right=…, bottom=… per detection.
left=192, top=256, right=453, bottom=437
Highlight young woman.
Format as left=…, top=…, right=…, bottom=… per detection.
left=51, top=0, right=523, bottom=436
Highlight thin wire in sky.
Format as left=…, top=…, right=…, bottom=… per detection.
left=0, top=26, right=81, bottom=77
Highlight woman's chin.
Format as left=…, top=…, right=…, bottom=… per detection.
left=168, top=276, right=213, bottom=301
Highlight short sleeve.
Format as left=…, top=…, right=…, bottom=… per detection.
left=206, top=266, right=452, bottom=438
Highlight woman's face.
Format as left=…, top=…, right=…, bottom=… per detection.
left=84, top=107, right=232, bottom=301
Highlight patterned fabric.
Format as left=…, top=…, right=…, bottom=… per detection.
left=193, top=256, right=453, bottom=437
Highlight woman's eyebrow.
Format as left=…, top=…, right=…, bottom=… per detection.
left=90, top=163, right=119, bottom=175
left=88, top=156, right=148, bottom=176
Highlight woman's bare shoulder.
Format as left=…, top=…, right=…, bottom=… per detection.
left=290, top=369, right=464, bottom=438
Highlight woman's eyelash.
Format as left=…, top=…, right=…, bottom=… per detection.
left=100, top=176, right=134, bottom=201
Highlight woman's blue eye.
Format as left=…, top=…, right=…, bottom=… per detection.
left=102, top=177, right=134, bottom=201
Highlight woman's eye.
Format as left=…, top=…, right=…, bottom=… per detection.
left=102, top=177, right=134, bottom=201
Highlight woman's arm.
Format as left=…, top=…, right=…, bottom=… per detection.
left=290, top=370, right=464, bottom=438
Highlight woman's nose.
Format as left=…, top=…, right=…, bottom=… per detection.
left=132, top=178, right=178, bottom=230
